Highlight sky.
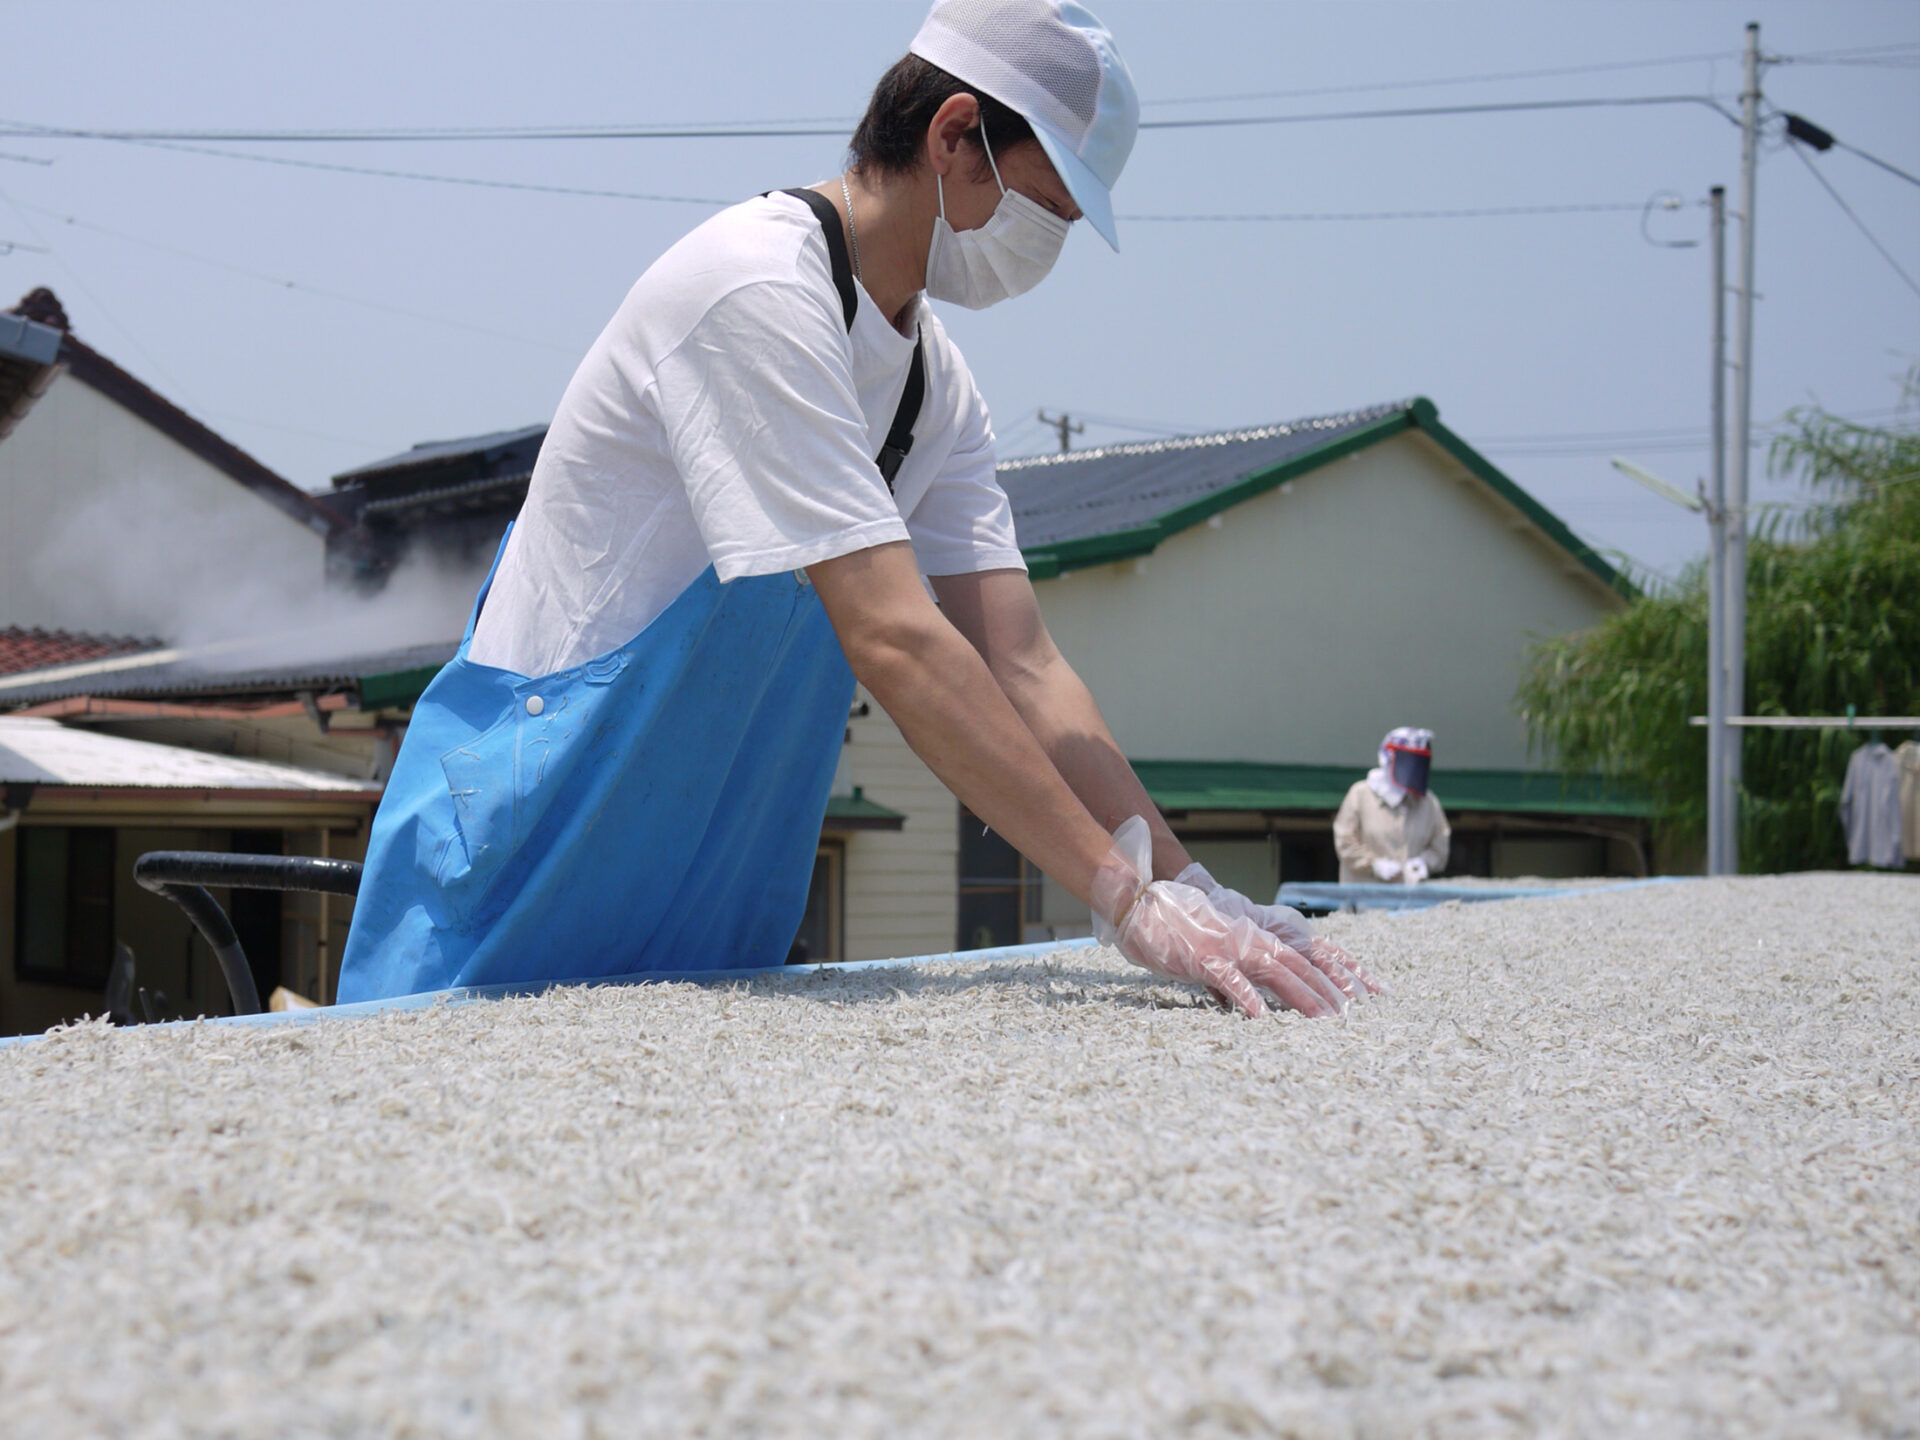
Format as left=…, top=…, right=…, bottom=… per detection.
left=2, top=0, right=1916, bottom=584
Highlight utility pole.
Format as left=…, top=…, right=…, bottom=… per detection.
left=1707, top=185, right=1729, bottom=876
left=1724, top=21, right=1762, bottom=875
left=1037, top=408, right=1084, bottom=453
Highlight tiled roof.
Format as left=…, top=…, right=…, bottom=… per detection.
left=0, top=627, right=161, bottom=678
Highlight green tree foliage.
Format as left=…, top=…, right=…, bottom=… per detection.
left=1518, top=400, right=1920, bottom=871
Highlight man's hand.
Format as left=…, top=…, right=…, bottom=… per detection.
left=1403, top=856, right=1429, bottom=886
left=1371, top=857, right=1402, bottom=882
left=1093, top=819, right=1348, bottom=1019
left=1176, top=861, right=1387, bottom=999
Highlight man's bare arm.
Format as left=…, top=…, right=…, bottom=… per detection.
left=932, top=567, right=1193, bottom=883
left=807, top=543, right=1115, bottom=901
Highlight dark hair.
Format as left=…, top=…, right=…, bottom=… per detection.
left=849, top=54, right=1037, bottom=181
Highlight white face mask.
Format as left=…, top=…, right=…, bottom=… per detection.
left=925, top=129, right=1071, bottom=310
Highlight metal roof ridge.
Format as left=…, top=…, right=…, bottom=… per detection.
left=333, top=422, right=549, bottom=484
left=357, top=468, right=533, bottom=516
left=995, top=399, right=1416, bottom=472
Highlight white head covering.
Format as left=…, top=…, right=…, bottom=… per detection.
left=1366, top=726, right=1434, bottom=807
left=908, top=0, right=1139, bottom=250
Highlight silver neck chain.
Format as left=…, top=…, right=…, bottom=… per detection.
left=840, top=174, right=862, bottom=282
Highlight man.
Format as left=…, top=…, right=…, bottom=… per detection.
left=339, top=0, right=1378, bottom=1019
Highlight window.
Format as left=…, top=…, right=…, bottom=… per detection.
left=957, top=807, right=1039, bottom=951
left=15, top=827, right=117, bottom=989
left=790, top=842, right=843, bottom=964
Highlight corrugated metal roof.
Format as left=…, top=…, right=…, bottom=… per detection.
left=333, top=424, right=547, bottom=484
left=999, top=402, right=1410, bottom=551
left=0, top=717, right=380, bottom=793
left=0, top=640, right=458, bottom=708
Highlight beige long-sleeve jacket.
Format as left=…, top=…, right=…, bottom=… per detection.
left=1332, top=780, right=1450, bottom=883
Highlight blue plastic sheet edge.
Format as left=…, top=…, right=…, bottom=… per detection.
left=0, top=935, right=1103, bottom=1049
left=1277, top=875, right=1691, bottom=914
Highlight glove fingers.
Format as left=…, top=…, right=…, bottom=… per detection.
left=1198, top=955, right=1270, bottom=1020
left=1234, top=946, right=1338, bottom=1018
left=1310, top=952, right=1364, bottom=1001
left=1261, top=934, right=1349, bottom=1015
left=1312, top=938, right=1388, bottom=996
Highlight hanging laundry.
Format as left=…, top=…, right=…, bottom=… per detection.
left=1896, top=738, right=1920, bottom=864
left=1839, top=741, right=1904, bottom=869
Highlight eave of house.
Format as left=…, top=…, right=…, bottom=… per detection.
left=1132, top=759, right=1651, bottom=819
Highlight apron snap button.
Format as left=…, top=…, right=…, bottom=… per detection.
left=525, top=695, right=545, bottom=716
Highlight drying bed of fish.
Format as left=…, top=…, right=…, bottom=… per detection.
left=2, top=872, right=1915, bottom=1438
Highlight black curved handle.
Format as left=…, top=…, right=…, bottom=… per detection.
left=134, top=852, right=364, bottom=896
left=133, top=851, right=365, bottom=1017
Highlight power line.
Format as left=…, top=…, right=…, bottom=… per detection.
left=1785, top=141, right=1920, bottom=305
left=0, top=93, right=1741, bottom=146
left=118, top=137, right=736, bottom=205
left=24, top=136, right=1715, bottom=228
left=1777, top=41, right=1920, bottom=69
left=1137, top=94, right=1740, bottom=132
left=0, top=118, right=849, bottom=144
left=13, top=199, right=579, bottom=352
left=1834, top=138, right=1920, bottom=191
left=0, top=183, right=197, bottom=406
left=1144, top=50, right=1740, bottom=108
left=1120, top=201, right=1650, bottom=223
left=1784, top=41, right=1920, bottom=59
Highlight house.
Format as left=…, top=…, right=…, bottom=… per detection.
left=0, top=288, right=339, bottom=638
left=323, top=425, right=543, bottom=593
left=0, top=715, right=380, bottom=1036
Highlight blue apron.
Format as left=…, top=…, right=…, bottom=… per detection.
left=336, top=539, right=855, bottom=1002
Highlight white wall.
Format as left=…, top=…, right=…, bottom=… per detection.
left=1029, top=431, right=1623, bottom=771
left=833, top=684, right=958, bottom=962
left=0, top=373, right=323, bottom=636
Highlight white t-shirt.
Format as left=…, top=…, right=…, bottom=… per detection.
left=467, top=191, right=1025, bottom=678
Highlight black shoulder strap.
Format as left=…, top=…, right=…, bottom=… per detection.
left=876, top=334, right=924, bottom=490
left=770, top=186, right=926, bottom=493
left=776, top=187, right=856, bottom=331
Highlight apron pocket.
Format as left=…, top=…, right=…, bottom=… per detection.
left=435, top=706, right=526, bottom=911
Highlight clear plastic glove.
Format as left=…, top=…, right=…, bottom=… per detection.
left=1092, top=818, right=1346, bottom=1019
left=1176, top=862, right=1387, bottom=999
left=1403, top=856, right=1429, bottom=886
left=1371, top=856, right=1402, bottom=882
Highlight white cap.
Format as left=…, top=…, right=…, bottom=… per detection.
left=909, top=0, right=1139, bottom=251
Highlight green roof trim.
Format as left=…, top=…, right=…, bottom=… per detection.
left=1019, top=398, right=1636, bottom=600
left=823, top=786, right=907, bottom=830
left=358, top=663, right=445, bottom=710
left=1132, top=759, right=1651, bottom=818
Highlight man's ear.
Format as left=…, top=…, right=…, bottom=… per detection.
left=924, top=93, right=982, bottom=178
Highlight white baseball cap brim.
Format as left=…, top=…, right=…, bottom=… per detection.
left=1030, top=124, right=1119, bottom=251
